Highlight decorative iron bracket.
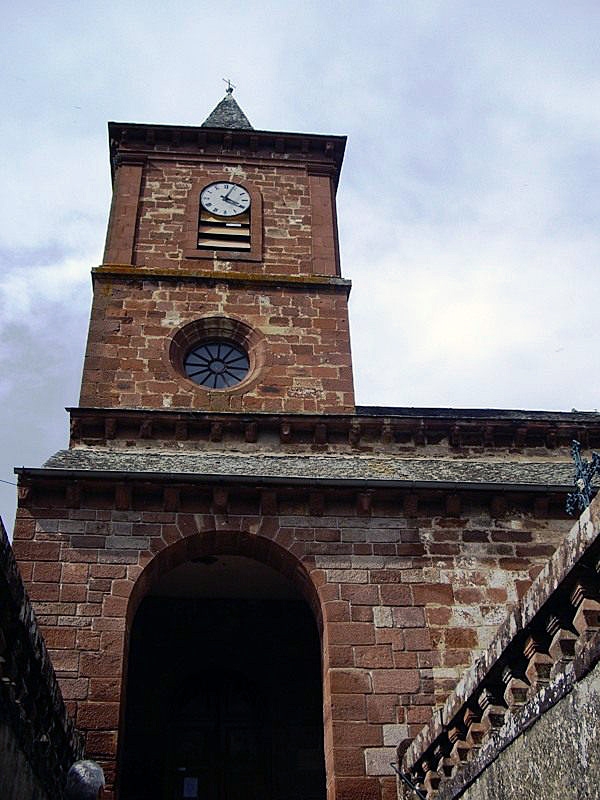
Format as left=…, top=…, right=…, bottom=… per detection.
left=390, top=762, right=428, bottom=800
left=566, top=440, right=600, bottom=515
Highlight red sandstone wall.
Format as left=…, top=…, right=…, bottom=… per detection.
left=92, top=152, right=354, bottom=415
left=23, top=124, right=577, bottom=800
left=78, top=277, right=354, bottom=413
left=104, top=159, right=339, bottom=278
left=13, top=492, right=570, bottom=800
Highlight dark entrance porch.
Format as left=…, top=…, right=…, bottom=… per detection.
left=119, top=555, right=326, bottom=800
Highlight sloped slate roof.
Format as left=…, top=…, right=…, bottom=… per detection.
left=201, top=93, right=253, bottom=129
left=356, top=406, right=600, bottom=422
left=42, top=449, right=576, bottom=489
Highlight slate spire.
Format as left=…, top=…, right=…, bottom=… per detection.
left=201, top=85, right=254, bottom=130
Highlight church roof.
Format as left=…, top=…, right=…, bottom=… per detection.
left=40, top=449, right=577, bottom=491
left=201, top=89, right=253, bottom=130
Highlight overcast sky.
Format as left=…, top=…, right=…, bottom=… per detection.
left=1, top=1, right=600, bottom=529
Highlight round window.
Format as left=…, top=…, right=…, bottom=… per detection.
left=183, top=340, right=250, bottom=389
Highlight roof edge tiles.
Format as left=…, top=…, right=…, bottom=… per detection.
left=16, top=449, right=578, bottom=490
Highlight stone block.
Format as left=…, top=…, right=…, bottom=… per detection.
left=373, top=607, right=394, bottom=628
left=382, top=723, right=409, bottom=746
left=329, top=669, right=373, bottom=694
left=372, top=670, right=420, bottom=694
left=364, top=747, right=396, bottom=776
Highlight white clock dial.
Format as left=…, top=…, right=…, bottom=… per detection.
left=200, top=182, right=251, bottom=217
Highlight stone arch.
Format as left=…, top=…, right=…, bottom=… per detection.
left=124, top=529, right=322, bottom=635
left=117, top=528, right=327, bottom=800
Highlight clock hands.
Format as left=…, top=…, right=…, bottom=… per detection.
left=220, top=194, right=245, bottom=209
left=222, top=184, right=249, bottom=207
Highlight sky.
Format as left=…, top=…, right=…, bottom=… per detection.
left=1, top=0, right=600, bottom=529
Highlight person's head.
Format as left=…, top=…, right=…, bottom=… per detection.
left=65, top=760, right=106, bottom=800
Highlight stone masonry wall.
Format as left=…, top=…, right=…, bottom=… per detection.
left=134, top=162, right=321, bottom=275
left=401, top=494, right=600, bottom=800
left=78, top=275, right=354, bottom=413
left=458, top=659, right=600, bottom=800
left=103, top=144, right=340, bottom=278
left=13, top=485, right=571, bottom=800
left=0, top=518, right=82, bottom=800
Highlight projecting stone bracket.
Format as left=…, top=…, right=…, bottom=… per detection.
left=66, top=406, right=600, bottom=453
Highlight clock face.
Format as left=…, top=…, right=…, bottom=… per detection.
left=200, top=182, right=251, bottom=217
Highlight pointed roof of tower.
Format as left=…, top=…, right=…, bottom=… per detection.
left=201, top=85, right=254, bottom=130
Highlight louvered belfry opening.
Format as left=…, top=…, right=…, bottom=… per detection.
left=197, top=207, right=251, bottom=250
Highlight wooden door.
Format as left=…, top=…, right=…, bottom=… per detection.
left=167, top=672, right=268, bottom=800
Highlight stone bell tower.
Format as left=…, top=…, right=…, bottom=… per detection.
left=13, top=92, right=360, bottom=800
left=80, top=87, right=354, bottom=414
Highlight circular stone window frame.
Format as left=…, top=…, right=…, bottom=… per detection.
left=169, top=316, right=266, bottom=395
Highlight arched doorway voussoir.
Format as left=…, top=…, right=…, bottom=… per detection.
left=125, top=529, right=322, bottom=631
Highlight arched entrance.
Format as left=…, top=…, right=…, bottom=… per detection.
left=119, top=541, right=326, bottom=800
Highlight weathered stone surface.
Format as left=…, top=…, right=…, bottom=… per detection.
left=45, top=447, right=580, bottom=487
left=0, top=520, right=82, bottom=800
left=459, top=659, right=600, bottom=800
left=403, top=493, right=600, bottom=800
left=364, top=747, right=396, bottom=776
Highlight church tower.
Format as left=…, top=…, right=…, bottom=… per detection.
left=14, top=92, right=360, bottom=800
left=82, top=88, right=354, bottom=415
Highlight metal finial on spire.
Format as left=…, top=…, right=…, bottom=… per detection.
left=223, top=78, right=235, bottom=95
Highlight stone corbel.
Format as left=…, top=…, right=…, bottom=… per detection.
left=356, top=492, right=372, bottom=517
left=244, top=422, right=258, bottom=443
left=501, top=662, right=530, bottom=710
left=65, top=483, right=81, bottom=509
left=163, top=487, right=180, bottom=512
left=477, top=687, right=506, bottom=733
left=209, top=422, right=224, bottom=442
left=175, top=421, right=188, bottom=440
left=309, top=492, right=325, bottom=516
left=115, top=483, right=132, bottom=511
left=280, top=422, right=293, bottom=443
left=546, top=613, right=578, bottom=678
left=261, top=490, right=278, bottom=516
left=212, top=488, right=228, bottom=515
left=523, top=631, right=554, bottom=696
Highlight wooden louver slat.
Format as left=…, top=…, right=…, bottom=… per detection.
left=198, top=208, right=251, bottom=251
left=197, top=237, right=251, bottom=249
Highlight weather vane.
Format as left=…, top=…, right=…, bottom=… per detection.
left=223, top=78, right=236, bottom=95
left=566, top=439, right=600, bottom=515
